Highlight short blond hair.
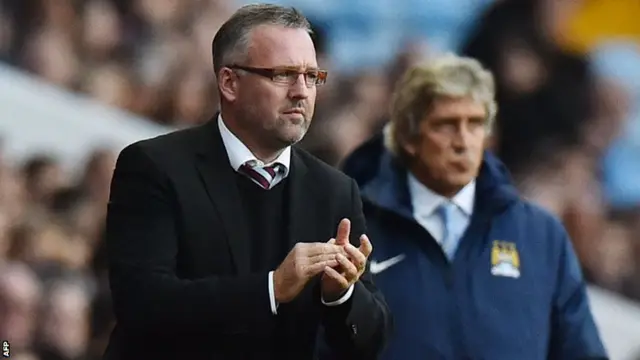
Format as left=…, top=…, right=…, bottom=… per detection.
left=384, top=53, right=497, bottom=161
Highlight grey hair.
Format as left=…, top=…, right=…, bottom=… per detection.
left=384, top=53, right=498, bottom=161
left=211, top=3, right=312, bottom=76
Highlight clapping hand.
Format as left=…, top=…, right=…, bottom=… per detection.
left=321, top=218, right=373, bottom=302
left=273, top=242, right=346, bottom=304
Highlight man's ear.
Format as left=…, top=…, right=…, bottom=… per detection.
left=402, top=139, right=418, bottom=157
left=218, top=67, right=239, bottom=102
left=484, top=133, right=497, bottom=151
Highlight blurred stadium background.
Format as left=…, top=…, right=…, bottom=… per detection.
left=1, top=0, right=640, bottom=359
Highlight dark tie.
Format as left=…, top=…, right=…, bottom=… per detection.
left=238, top=161, right=282, bottom=190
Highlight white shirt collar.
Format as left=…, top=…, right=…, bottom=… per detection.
left=407, top=172, right=476, bottom=217
left=217, top=114, right=291, bottom=176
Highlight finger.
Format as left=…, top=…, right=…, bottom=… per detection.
left=344, top=244, right=367, bottom=271
left=323, top=266, right=350, bottom=288
left=309, top=253, right=342, bottom=264
left=304, top=243, right=345, bottom=257
left=336, top=254, right=358, bottom=281
left=358, top=234, right=373, bottom=258
left=305, top=259, right=339, bottom=277
left=323, top=239, right=350, bottom=257
left=335, top=218, right=351, bottom=245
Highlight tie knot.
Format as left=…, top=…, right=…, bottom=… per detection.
left=437, top=201, right=457, bottom=221
left=242, top=161, right=281, bottom=176
left=239, top=161, right=283, bottom=189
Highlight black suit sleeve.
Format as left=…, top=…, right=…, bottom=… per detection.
left=106, top=143, right=275, bottom=335
left=321, top=179, right=393, bottom=359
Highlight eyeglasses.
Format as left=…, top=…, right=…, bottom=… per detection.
left=228, top=65, right=328, bottom=87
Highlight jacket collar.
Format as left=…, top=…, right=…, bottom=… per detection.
left=361, top=150, right=519, bottom=220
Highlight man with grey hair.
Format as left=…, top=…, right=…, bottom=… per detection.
left=341, top=54, right=607, bottom=360
left=103, top=3, right=390, bottom=360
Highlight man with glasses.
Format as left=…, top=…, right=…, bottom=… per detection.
left=103, top=4, right=391, bottom=360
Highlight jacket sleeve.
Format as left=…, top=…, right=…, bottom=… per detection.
left=320, top=178, right=393, bottom=359
left=547, top=224, right=608, bottom=360
left=106, top=143, right=275, bottom=336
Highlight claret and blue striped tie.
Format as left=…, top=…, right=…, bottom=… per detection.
left=238, top=161, right=283, bottom=190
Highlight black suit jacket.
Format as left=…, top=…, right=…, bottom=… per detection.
left=102, top=119, right=391, bottom=360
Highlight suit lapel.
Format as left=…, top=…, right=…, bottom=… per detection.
left=195, top=118, right=251, bottom=274
left=287, top=149, right=318, bottom=250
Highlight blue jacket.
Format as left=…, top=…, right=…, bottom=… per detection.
left=342, top=138, right=608, bottom=360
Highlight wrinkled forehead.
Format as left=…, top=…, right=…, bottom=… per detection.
left=426, top=96, right=487, bottom=119
left=247, top=25, right=318, bottom=69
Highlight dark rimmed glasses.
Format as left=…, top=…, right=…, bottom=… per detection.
left=227, top=65, right=328, bottom=87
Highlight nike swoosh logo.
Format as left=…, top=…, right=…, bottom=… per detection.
left=370, top=254, right=406, bottom=274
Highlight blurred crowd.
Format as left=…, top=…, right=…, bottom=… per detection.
left=1, top=0, right=640, bottom=358
left=0, top=147, right=115, bottom=359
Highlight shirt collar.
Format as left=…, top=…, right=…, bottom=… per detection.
left=217, top=114, right=291, bottom=176
left=407, top=172, right=476, bottom=217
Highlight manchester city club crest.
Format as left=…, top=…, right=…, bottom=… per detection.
left=490, top=240, right=521, bottom=278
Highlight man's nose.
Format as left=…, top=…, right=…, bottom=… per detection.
left=288, top=74, right=310, bottom=99
left=452, top=128, right=470, bottom=153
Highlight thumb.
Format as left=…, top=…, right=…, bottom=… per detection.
left=327, top=238, right=336, bottom=244
left=335, top=218, right=351, bottom=245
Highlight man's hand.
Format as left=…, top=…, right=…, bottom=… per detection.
left=273, top=242, right=346, bottom=304
left=321, top=218, right=373, bottom=301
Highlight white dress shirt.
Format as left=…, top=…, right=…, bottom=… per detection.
left=217, top=115, right=354, bottom=315
left=407, top=172, right=476, bottom=251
